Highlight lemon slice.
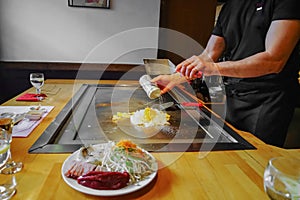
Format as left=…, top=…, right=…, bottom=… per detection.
left=0, top=144, right=10, bottom=154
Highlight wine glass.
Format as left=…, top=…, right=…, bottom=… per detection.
left=0, top=129, right=10, bottom=169
left=0, top=174, right=17, bottom=200
left=0, top=121, right=23, bottom=174
left=0, top=129, right=17, bottom=199
left=30, top=73, right=44, bottom=96
left=264, top=157, right=300, bottom=200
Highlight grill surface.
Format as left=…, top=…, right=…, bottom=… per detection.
left=29, top=84, right=255, bottom=153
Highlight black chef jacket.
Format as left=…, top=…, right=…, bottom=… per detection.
left=212, top=0, right=300, bottom=147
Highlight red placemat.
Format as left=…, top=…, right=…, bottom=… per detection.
left=16, top=93, right=47, bottom=101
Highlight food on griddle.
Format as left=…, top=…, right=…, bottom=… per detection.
left=112, top=107, right=170, bottom=127
left=112, top=112, right=133, bottom=123
left=64, top=140, right=156, bottom=190
left=130, top=107, right=170, bottom=127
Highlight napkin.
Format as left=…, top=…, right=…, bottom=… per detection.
left=0, top=106, right=54, bottom=137
left=16, top=93, right=47, bottom=101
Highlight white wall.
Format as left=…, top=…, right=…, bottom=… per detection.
left=0, top=0, right=160, bottom=64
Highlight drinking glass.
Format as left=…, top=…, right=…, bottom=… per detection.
left=0, top=129, right=17, bottom=199
left=0, top=122, right=23, bottom=174
left=0, top=118, right=12, bottom=142
left=0, top=174, right=17, bottom=200
left=0, top=129, right=10, bottom=170
left=264, top=157, right=300, bottom=200
left=30, top=73, right=44, bottom=95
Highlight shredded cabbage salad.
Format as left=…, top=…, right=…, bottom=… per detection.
left=77, top=140, right=157, bottom=184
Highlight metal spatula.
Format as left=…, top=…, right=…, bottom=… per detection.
left=151, top=102, right=174, bottom=111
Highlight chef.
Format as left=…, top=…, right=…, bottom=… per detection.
left=152, top=0, right=300, bottom=147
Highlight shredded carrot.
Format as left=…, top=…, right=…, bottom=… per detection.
left=116, top=140, right=142, bottom=153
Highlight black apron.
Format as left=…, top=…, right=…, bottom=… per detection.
left=224, top=78, right=299, bottom=147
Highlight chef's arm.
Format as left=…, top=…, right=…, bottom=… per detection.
left=175, top=34, right=225, bottom=77
left=217, top=20, right=300, bottom=78
left=199, top=34, right=226, bottom=62
left=177, top=34, right=226, bottom=68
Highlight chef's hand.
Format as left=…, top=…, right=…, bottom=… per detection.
left=176, top=55, right=219, bottom=79
left=151, top=73, right=187, bottom=94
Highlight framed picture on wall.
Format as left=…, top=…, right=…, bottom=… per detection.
left=68, top=0, right=110, bottom=9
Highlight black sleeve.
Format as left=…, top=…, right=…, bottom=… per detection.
left=212, top=2, right=230, bottom=37
left=212, top=20, right=223, bottom=37
left=272, top=0, right=300, bottom=20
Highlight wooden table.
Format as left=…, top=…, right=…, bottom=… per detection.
left=1, top=79, right=299, bottom=200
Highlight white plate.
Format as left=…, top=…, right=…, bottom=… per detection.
left=61, top=144, right=158, bottom=196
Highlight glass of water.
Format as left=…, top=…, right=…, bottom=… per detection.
left=0, top=129, right=17, bottom=199
left=0, top=174, right=17, bottom=200
left=0, top=129, right=10, bottom=170
left=30, top=73, right=44, bottom=95
left=0, top=127, right=22, bottom=174
left=264, top=157, right=300, bottom=200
